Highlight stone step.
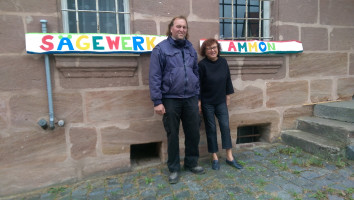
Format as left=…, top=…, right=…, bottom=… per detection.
left=296, top=116, right=354, bottom=145
left=346, top=138, right=354, bottom=160
left=281, top=130, right=345, bottom=160
left=314, top=100, right=354, bottom=123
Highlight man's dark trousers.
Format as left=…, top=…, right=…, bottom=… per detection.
left=162, top=96, right=200, bottom=172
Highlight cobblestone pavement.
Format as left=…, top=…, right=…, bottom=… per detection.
left=2, top=143, right=354, bottom=200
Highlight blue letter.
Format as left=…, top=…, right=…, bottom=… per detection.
left=57, top=37, right=74, bottom=50
left=259, top=42, right=267, bottom=52
left=132, top=36, right=145, bottom=51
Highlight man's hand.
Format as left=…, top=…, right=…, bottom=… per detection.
left=154, top=104, right=166, bottom=115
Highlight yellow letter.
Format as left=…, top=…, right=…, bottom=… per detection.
left=248, top=42, right=258, bottom=52
left=76, top=35, right=90, bottom=50
left=146, top=37, right=156, bottom=50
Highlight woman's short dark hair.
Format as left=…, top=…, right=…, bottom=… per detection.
left=166, top=16, right=189, bottom=40
left=200, top=38, right=221, bottom=57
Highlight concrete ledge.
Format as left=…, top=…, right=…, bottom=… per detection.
left=296, top=116, right=354, bottom=145
left=314, top=100, right=354, bottom=123
left=281, top=130, right=345, bottom=160
left=346, top=145, right=354, bottom=160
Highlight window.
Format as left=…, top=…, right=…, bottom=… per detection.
left=219, top=0, right=271, bottom=40
left=61, top=0, right=130, bottom=34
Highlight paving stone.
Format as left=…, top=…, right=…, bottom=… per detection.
left=213, top=191, right=230, bottom=199
left=233, top=193, right=256, bottom=200
left=140, top=189, right=156, bottom=199
left=300, top=171, right=322, bottom=179
left=106, top=177, right=120, bottom=188
left=191, top=191, right=209, bottom=199
left=2, top=143, right=354, bottom=200
left=88, top=189, right=106, bottom=200
left=282, top=183, right=303, bottom=194
left=326, top=173, right=344, bottom=181
left=122, top=183, right=138, bottom=196
left=174, top=190, right=191, bottom=199
left=24, top=195, right=42, bottom=200
left=303, top=194, right=318, bottom=200
left=160, top=195, right=175, bottom=200
left=71, top=184, right=88, bottom=199
left=316, top=168, right=333, bottom=176
left=106, top=187, right=123, bottom=199
left=57, top=195, right=70, bottom=200
left=263, top=183, right=282, bottom=193
left=123, top=196, right=139, bottom=200
left=277, top=190, right=294, bottom=200
left=225, top=185, right=243, bottom=194
left=258, top=193, right=276, bottom=200
left=185, top=181, right=203, bottom=192
left=325, top=163, right=338, bottom=170
left=338, top=168, right=352, bottom=178
left=156, top=186, right=172, bottom=198
left=328, top=195, right=345, bottom=200
left=39, top=193, right=56, bottom=200
left=341, top=179, right=354, bottom=187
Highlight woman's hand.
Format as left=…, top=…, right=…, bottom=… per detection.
left=226, top=95, right=231, bottom=106
left=198, top=100, right=202, bottom=114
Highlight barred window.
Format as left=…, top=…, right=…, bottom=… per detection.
left=61, top=0, right=130, bottom=34
left=219, top=0, right=271, bottom=40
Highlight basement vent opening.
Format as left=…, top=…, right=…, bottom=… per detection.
left=236, top=124, right=270, bottom=144
left=130, top=142, right=161, bottom=167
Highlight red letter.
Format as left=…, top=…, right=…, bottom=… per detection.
left=228, top=41, right=237, bottom=52
left=106, top=36, right=120, bottom=50
left=40, top=35, right=54, bottom=51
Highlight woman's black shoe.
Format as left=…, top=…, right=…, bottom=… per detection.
left=212, top=160, right=220, bottom=170
left=226, top=159, right=243, bottom=169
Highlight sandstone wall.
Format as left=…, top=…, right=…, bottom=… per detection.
left=0, top=0, right=353, bottom=196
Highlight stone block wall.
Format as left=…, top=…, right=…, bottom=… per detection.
left=0, top=0, right=353, bottom=196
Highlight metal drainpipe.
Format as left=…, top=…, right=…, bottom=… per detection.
left=40, top=19, right=55, bottom=130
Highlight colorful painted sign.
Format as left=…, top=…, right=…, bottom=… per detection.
left=25, top=33, right=303, bottom=54
left=26, top=33, right=167, bottom=54
left=200, top=39, right=303, bottom=54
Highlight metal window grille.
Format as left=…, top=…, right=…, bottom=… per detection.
left=61, top=0, right=130, bottom=34
left=219, top=0, right=272, bottom=40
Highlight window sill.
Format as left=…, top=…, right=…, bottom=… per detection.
left=222, top=54, right=284, bottom=76
left=54, top=54, right=139, bottom=78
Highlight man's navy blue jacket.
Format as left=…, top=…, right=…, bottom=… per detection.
left=149, top=37, right=200, bottom=106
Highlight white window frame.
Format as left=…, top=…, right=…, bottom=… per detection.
left=61, top=0, right=130, bottom=34
left=219, top=0, right=271, bottom=40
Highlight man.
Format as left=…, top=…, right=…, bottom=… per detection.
left=149, top=16, right=205, bottom=184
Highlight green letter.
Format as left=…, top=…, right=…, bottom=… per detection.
left=267, top=42, right=276, bottom=51
left=121, top=37, right=132, bottom=50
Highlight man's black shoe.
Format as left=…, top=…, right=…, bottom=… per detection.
left=169, top=172, right=179, bottom=184
left=226, top=159, right=243, bottom=169
left=184, top=166, right=205, bottom=174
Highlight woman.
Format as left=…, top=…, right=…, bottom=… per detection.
left=198, top=38, right=243, bottom=170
